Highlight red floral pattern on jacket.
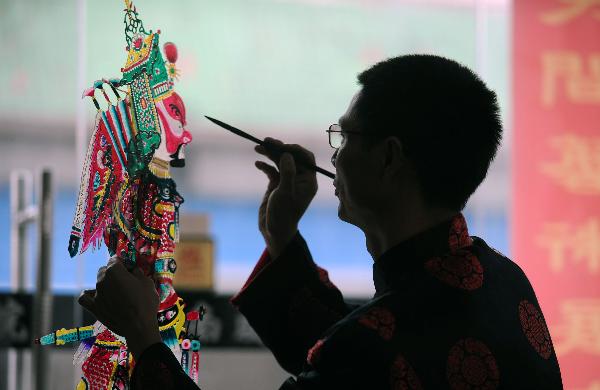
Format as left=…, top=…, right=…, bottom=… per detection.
left=448, top=214, right=473, bottom=251
left=307, top=339, right=325, bottom=366
left=519, top=300, right=553, bottom=359
left=358, top=307, right=396, bottom=341
left=425, top=250, right=484, bottom=290
left=446, top=338, right=499, bottom=390
left=390, top=354, right=423, bottom=390
left=425, top=214, right=483, bottom=290
left=316, top=265, right=337, bottom=290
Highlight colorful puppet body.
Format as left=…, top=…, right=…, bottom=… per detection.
left=37, top=2, right=202, bottom=389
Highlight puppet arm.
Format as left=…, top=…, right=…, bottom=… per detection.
left=231, top=232, right=356, bottom=375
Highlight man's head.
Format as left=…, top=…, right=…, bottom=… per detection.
left=332, top=55, right=502, bottom=229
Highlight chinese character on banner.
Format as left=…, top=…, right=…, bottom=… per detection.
left=537, top=218, right=600, bottom=273
left=514, top=0, right=600, bottom=388
left=541, top=135, right=600, bottom=194
left=540, top=0, right=600, bottom=25
left=541, top=52, right=600, bottom=106
left=553, top=299, right=600, bottom=356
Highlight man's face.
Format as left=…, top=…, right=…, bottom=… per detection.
left=332, top=92, right=383, bottom=228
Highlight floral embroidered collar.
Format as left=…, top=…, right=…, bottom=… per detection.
left=372, top=213, right=472, bottom=295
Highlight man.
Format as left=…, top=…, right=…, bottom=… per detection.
left=81, top=55, right=563, bottom=389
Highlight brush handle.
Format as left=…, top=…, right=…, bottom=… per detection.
left=204, top=115, right=335, bottom=179
left=262, top=142, right=336, bottom=179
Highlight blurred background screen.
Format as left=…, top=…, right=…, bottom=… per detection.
left=0, top=0, right=510, bottom=297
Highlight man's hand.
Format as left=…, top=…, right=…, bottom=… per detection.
left=78, top=256, right=162, bottom=360
left=255, top=138, right=318, bottom=259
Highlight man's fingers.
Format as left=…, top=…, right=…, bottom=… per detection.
left=107, top=256, right=121, bottom=267
left=97, top=262, right=130, bottom=297
left=255, top=144, right=281, bottom=165
left=97, top=266, right=107, bottom=282
left=123, top=259, right=136, bottom=272
left=93, top=294, right=121, bottom=334
left=130, top=267, right=159, bottom=298
left=105, top=261, right=128, bottom=278
left=284, top=144, right=316, bottom=165
left=79, top=288, right=118, bottom=332
left=256, top=138, right=286, bottom=165
left=256, top=161, right=281, bottom=194
left=255, top=140, right=316, bottom=171
left=78, top=289, right=97, bottom=314
left=256, top=151, right=299, bottom=193
left=278, top=153, right=296, bottom=193
left=97, top=255, right=125, bottom=283
left=264, top=137, right=283, bottom=146
left=255, top=161, right=279, bottom=179
left=131, top=266, right=144, bottom=278
left=131, top=266, right=155, bottom=292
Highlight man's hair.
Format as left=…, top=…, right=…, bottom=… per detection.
left=356, top=54, right=502, bottom=210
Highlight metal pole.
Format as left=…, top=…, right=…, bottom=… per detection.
left=10, top=171, right=32, bottom=291
left=8, top=171, right=36, bottom=390
left=32, top=169, right=54, bottom=390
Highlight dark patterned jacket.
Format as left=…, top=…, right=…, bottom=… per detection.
left=231, top=214, right=563, bottom=389
left=130, top=214, right=563, bottom=389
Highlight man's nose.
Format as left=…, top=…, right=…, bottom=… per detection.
left=331, top=149, right=338, bottom=168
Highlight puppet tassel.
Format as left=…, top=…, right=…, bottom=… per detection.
left=180, top=338, right=191, bottom=375
left=182, top=309, right=204, bottom=383
left=190, top=339, right=201, bottom=384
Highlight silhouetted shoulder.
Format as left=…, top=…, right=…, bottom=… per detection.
left=471, top=236, right=538, bottom=293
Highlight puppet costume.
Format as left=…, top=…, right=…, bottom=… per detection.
left=36, top=2, right=203, bottom=389
left=228, top=214, right=563, bottom=389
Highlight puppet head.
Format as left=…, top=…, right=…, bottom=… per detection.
left=153, top=46, right=193, bottom=168
left=120, top=2, right=192, bottom=174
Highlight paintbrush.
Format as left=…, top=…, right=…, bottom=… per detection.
left=204, top=115, right=335, bottom=179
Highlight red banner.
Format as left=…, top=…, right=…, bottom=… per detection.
left=513, top=0, right=600, bottom=388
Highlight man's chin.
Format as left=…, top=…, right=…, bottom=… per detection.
left=337, top=201, right=362, bottom=228
left=337, top=202, right=350, bottom=223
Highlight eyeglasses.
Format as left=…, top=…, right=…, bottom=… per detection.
left=326, top=124, right=384, bottom=149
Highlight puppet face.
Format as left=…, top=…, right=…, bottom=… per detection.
left=156, top=92, right=193, bottom=167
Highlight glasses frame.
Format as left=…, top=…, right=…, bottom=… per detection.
left=326, top=124, right=387, bottom=149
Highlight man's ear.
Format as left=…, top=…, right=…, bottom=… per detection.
left=382, top=136, right=405, bottom=177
